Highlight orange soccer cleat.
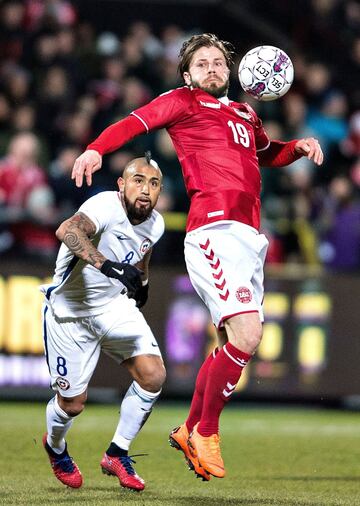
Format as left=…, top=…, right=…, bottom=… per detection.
left=169, top=423, right=211, bottom=481
left=42, top=433, right=83, bottom=488
left=187, top=423, right=225, bottom=478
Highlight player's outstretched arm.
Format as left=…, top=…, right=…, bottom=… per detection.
left=294, top=137, right=324, bottom=165
left=71, top=150, right=102, bottom=188
left=258, top=137, right=324, bottom=168
left=71, top=116, right=148, bottom=187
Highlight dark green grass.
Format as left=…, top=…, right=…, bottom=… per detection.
left=1, top=401, right=359, bottom=505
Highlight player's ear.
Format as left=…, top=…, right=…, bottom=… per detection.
left=183, top=72, right=191, bottom=86
left=117, top=177, right=125, bottom=191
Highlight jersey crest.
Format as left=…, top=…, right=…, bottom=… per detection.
left=140, top=238, right=152, bottom=255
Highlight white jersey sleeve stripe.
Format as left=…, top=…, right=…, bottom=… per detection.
left=131, top=112, right=149, bottom=132
left=256, top=139, right=271, bottom=152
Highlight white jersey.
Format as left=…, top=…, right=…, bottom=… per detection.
left=40, top=191, right=164, bottom=318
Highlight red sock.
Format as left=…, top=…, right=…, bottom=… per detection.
left=185, top=348, right=218, bottom=432
left=197, top=343, right=251, bottom=436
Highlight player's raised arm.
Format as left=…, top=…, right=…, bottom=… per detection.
left=71, top=89, right=189, bottom=187
left=71, top=115, right=148, bottom=187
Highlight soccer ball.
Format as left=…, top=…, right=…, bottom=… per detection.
left=238, top=45, right=294, bottom=101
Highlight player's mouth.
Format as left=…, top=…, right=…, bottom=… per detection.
left=206, top=76, right=221, bottom=83
left=136, top=197, right=151, bottom=206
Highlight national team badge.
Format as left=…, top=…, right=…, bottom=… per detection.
left=56, top=377, right=70, bottom=390
left=236, top=287, right=252, bottom=303
left=140, top=238, right=151, bottom=255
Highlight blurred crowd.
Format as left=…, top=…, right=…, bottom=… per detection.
left=0, top=0, right=359, bottom=271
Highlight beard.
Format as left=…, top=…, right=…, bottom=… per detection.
left=190, top=77, right=229, bottom=98
left=124, top=194, right=153, bottom=223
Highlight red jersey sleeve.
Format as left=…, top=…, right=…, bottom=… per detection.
left=258, top=139, right=302, bottom=167
left=87, top=115, right=146, bottom=155
left=86, top=88, right=190, bottom=155
left=131, top=87, right=190, bottom=131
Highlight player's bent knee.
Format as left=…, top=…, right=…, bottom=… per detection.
left=229, top=328, right=263, bottom=354
left=62, top=401, right=85, bottom=417
left=58, top=393, right=87, bottom=417
left=137, top=364, right=166, bottom=393
left=240, top=333, right=262, bottom=352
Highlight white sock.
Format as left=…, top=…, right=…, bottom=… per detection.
left=46, top=396, right=73, bottom=454
left=112, top=381, right=161, bottom=451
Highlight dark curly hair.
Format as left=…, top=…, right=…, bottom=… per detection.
left=178, top=33, right=235, bottom=76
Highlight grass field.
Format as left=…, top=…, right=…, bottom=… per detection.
left=1, top=401, right=359, bottom=506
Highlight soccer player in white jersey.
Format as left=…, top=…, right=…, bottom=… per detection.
left=41, top=153, right=165, bottom=491
left=71, top=34, right=323, bottom=481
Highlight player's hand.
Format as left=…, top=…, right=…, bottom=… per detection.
left=100, top=260, right=142, bottom=294
left=135, top=282, right=149, bottom=308
left=294, top=138, right=324, bottom=165
left=71, top=150, right=102, bottom=188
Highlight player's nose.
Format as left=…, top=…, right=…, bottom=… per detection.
left=207, top=62, right=217, bottom=72
left=141, top=182, right=150, bottom=194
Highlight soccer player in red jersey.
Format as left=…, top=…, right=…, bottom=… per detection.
left=71, top=34, right=323, bottom=480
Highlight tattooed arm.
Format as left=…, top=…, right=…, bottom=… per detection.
left=56, top=212, right=106, bottom=269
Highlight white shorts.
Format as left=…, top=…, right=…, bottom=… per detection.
left=42, top=296, right=161, bottom=397
left=184, top=221, right=268, bottom=328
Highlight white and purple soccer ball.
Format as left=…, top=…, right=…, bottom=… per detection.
left=238, top=45, right=294, bottom=101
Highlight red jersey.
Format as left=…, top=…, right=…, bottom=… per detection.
left=0, top=158, right=47, bottom=205
left=88, top=86, right=301, bottom=231
left=0, top=158, right=56, bottom=250
left=132, top=87, right=269, bottom=231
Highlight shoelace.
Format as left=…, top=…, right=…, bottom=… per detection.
left=55, top=453, right=75, bottom=473
left=208, top=436, right=221, bottom=457
left=119, top=453, right=148, bottom=476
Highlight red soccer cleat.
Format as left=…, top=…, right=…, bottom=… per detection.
left=42, top=433, right=83, bottom=488
left=100, top=452, right=145, bottom=491
left=169, top=424, right=211, bottom=481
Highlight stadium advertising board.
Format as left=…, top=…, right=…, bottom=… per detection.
left=0, top=265, right=359, bottom=402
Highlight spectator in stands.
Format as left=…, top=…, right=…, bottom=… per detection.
left=0, top=132, right=57, bottom=258
left=0, top=1, right=27, bottom=64
left=317, top=175, right=360, bottom=272
left=48, top=145, right=89, bottom=219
